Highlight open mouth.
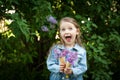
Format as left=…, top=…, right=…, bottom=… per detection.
left=64, top=34, right=72, bottom=42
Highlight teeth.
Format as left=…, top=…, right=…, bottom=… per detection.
left=65, top=34, right=71, bottom=37
left=65, top=34, right=71, bottom=38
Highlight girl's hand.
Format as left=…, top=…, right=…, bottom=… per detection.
left=64, top=68, right=73, bottom=75
left=60, top=63, right=66, bottom=72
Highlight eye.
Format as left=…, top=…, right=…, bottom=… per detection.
left=61, top=28, right=65, bottom=31
left=69, top=27, right=72, bottom=30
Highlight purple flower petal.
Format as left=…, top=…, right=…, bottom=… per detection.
left=54, top=48, right=61, bottom=54
left=67, top=52, right=78, bottom=64
left=54, top=48, right=78, bottom=65
left=60, top=49, right=69, bottom=57
left=54, top=48, right=61, bottom=58
left=47, top=16, right=57, bottom=24
left=41, top=25, right=49, bottom=32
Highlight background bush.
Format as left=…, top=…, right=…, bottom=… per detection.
left=0, top=0, right=120, bottom=80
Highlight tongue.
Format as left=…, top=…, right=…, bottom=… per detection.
left=66, top=38, right=71, bottom=42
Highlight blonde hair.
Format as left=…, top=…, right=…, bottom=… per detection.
left=58, top=17, right=83, bottom=47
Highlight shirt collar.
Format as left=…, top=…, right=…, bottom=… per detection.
left=57, top=43, right=80, bottom=52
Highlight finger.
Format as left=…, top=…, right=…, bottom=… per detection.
left=64, top=68, right=68, bottom=73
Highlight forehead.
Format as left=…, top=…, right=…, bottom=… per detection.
left=60, top=21, right=75, bottom=28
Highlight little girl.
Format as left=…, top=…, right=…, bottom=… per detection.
left=46, top=17, right=87, bottom=80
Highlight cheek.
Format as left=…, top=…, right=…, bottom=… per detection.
left=60, top=31, right=64, bottom=36
left=59, top=33, right=64, bottom=38
left=60, top=35, right=64, bottom=39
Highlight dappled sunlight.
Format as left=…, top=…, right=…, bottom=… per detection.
left=0, top=19, right=15, bottom=38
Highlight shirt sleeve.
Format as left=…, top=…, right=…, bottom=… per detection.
left=46, top=46, right=60, bottom=73
left=71, top=49, right=87, bottom=76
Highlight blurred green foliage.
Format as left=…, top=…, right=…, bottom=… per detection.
left=0, top=0, right=120, bottom=80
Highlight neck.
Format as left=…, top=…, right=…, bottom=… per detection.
left=64, top=43, right=75, bottom=48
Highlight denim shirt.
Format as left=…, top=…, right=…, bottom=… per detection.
left=46, top=44, right=87, bottom=80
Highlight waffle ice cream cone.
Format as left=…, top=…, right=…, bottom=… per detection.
left=65, top=61, right=71, bottom=68
left=65, top=61, right=71, bottom=79
left=59, top=57, right=65, bottom=64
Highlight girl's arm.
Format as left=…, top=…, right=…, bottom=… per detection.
left=71, top=50, right=87, bottom=76
left=46, top=47, right=60, bottom=73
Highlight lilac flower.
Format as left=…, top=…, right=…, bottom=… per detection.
left=54, top=48, right=78, bottom=65
left=41, top=25, right=49, bottom=32
left=54, top=48, right=61, bottom=58
left=54, top=48, right=61, bottom=54
left=47, top=16, right=57, bottom=24
left=60, top=49, right=69, bottom=57
left=67, top=52, right=78, bottom=65
left=54, top=48, right=69, bottom=58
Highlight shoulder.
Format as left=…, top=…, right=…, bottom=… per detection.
left=74, top=44, right=86, bottom=54
left=74, top=44, right=86, bottom=51
left=50, top=43, right=64, bottom=50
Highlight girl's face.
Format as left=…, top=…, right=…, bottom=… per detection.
left=60, top=21, right=79, bottom=47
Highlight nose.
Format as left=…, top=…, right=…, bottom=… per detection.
left=65, top=29, right=70, bottom=33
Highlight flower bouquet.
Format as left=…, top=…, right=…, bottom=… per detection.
left=54, top=48, right=78, bottom=79
left=65, top=51, right=77, bottom=79
left=66, top=51, right=77, bottom=67
left=59, top=49, right=70, bottom=64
